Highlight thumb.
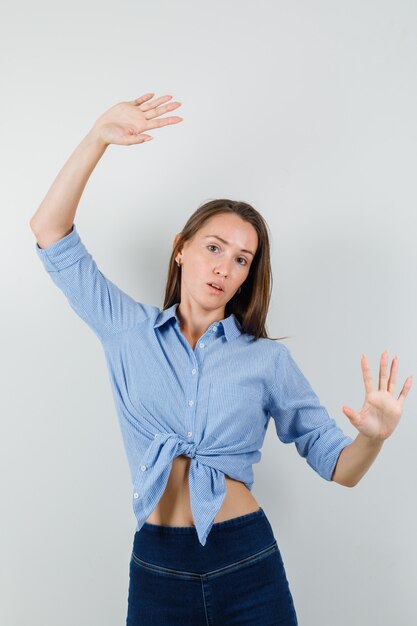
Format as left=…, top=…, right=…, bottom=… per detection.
left=342, top=405, right=361, bottom=427
left=125, top=133, right=154, bottom=145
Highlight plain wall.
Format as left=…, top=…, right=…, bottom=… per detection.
left=2, top=0, right=417, bottom=624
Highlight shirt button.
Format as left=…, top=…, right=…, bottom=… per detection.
left=188, top=400, right=194, bottom=406
left=141, top=465, right=147, bottom=471
left=191, top=368, right=196, bottom=375
left=212, top=326, right=218, bottom=332
left=154, top=433, right=159, bottom=439
left=187, top=431, right=192, bottom=437
left=133, top=492, right=139, bottom=499
left=199, top=342, right=205, bottom=349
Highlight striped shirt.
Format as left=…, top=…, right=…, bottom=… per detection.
left=35, top=223, right=354, bottom=546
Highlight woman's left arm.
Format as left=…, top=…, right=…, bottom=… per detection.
left=332, top=351, right=413, bottom=487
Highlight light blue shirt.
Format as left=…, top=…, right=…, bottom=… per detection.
left=35, top=223, right=354, bottom=546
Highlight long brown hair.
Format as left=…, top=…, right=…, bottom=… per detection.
left=162, top=198, right=290, bottom=342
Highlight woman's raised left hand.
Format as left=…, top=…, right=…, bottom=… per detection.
left=341, top=351, right=413, bottom=442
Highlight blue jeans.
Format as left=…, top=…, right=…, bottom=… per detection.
left=126, top=507, right=298, bottom=625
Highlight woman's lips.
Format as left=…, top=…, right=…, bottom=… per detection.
left=207, top=283, right=223, bottom=294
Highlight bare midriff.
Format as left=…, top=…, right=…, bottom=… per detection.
left=145, top=454, right=260, bottom=526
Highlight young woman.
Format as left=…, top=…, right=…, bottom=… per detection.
left=30, top=92, right=412, bottom=626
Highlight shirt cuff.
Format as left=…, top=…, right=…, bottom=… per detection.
left=35, top=223, right=88, bottom=272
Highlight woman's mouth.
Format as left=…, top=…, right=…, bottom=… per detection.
left=207, top=283, right=223, bottom=294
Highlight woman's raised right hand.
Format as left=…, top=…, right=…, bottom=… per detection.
left=91, top=93, right=183, bottom=146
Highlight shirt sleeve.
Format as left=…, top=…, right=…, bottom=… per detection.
left=35, top=223, right=151, bottom=342
left=268, top=344, right=354, bottom=481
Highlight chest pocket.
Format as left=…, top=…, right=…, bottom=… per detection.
left=205, top=381, right=264, bottom=448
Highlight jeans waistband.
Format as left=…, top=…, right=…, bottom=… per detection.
left=142, top=506, right=265, bottom=534
left=132, top=507, right=277, bottom=573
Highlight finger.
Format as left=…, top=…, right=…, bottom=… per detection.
left=139, top=95, right=175, bottom=112
left=387, top=356, right=399, bottom=394
left=398, top=376, right=413, bottom=403
left=143, top=101, right=182, bottom=120
left=132, top=93, right=155, bottom=106
left=378, top=350, right=389, bottom=392
left=361, top=354, right=374, bottom=394
left=145, top=115, right=184, bottom=131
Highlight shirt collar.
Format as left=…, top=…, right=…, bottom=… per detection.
left=153, top=302, right=242, bottom=342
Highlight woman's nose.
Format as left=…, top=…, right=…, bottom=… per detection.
left=215, top=268, right=228, bottom=277
left=215, top=262, right=231, bottom=277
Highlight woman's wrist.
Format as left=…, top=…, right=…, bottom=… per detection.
left=85, top=124, right=110, bottom=150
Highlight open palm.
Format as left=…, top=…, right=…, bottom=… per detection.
left=342, top=351, right=413, bottom=441
left=92, top=92, right=183, bottom=146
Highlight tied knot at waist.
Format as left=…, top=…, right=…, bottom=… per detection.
left=182, top=441, right=198, bottom=458
left=133, top=431, right=235, bottom=546
left=154, top=431, right=199, bottom=459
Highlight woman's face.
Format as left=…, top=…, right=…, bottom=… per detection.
left=174, top=213, right=258, bottom=314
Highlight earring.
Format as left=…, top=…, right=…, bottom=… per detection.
left=176, top=259, right=181, bottom=267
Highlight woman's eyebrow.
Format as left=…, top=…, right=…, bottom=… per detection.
left=203, top=235, right=254, bottom=257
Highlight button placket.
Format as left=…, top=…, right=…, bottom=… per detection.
left=187, top=352, right=200, bottom=444
left=186, top=326, right=217, bottom=448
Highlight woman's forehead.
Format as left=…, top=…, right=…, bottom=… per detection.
left=198, top=214, right=258, bottom=250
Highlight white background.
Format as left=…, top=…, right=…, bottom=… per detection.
left=2, top=1, right=416, bottom=624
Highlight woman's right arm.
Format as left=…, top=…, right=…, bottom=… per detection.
left=30, top=93, right=183, bottom=341
left=29, top=130, right=108, bottom=247
left=29, top=92, right=183, bottom=247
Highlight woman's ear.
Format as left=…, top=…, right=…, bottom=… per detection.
left=173, top=233, right=183, bottom=265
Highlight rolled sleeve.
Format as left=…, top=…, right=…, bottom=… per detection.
left=269, top=344, right=354, bottom=481
left=35, top=223, right=151, bottom=342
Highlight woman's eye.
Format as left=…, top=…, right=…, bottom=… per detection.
left=207, top=245, right=247, bottom=266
